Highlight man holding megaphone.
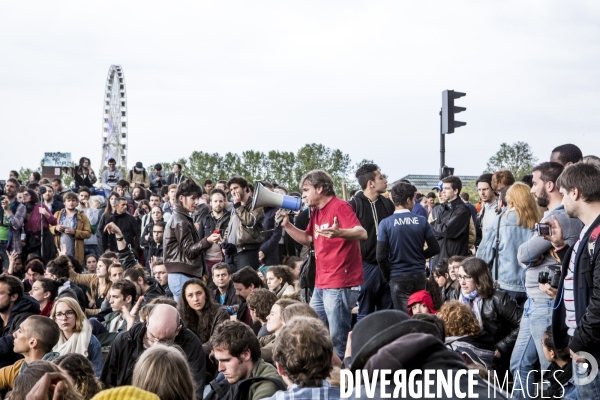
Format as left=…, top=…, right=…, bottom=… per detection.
left=277, top=169, right=367, bottom=359
left=221, top=177, right=265, bottom=271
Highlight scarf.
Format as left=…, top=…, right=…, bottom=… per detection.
left=59, top=210, right=78, bottom=230
left=53, top=318, right=92, bottom=358
left=40, top=300, right=55, bottom=317
left=461, top=289, right=483, bottom=327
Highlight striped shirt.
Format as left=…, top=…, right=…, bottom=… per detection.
left=565, top=225, right=590, bottom=336
left=266, top=381, right=340, bottom=400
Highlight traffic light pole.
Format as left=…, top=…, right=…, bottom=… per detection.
left=439, top=108, right=445, bottom=180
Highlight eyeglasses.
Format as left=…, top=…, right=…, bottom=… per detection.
left=146, top=329, right=176, bottom=345
left=457, top=275, right=473, bottom=282
left=55, top=310, right=76, bottom=319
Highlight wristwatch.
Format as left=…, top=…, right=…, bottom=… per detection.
left=116, top=236, right=125, bottom=242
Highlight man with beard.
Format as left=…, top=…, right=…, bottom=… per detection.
left=0, top=275, right=40, bottom=368
left=0, top=179, right=27, bottom=269
left=41, top=185, right=64, bottom=214
left=510, top=162, right=583, bottom=397
left=131, top=186, right=146, bottom=210
left=199, top=189, right=231, bottom=275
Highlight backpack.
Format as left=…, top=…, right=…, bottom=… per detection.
left=203, top=376, right=286, bottom=400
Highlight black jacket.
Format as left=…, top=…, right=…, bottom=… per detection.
left=259, top=207, right=282, bottom=266
left=101, top=321, right=206, bottom=391
left=211, top=280, right=239, bottom=307
left=349, top=192, right=395, bottom=265
left=199, top=211, right=231, bottom=241
left=163, top=207, right=209, bottom=278
left=553, top=215, right=600, bottom=358
left=431, top=197, right=471, bottom=263
left=0, top=295, right=40, bottom=368
left=166, top=173, right=185, bottom=185
left=102, top=212, right=141, bottom=252
left=450, top=289, right=522, bottom=356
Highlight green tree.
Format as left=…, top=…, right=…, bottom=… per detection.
left=186, top=151, right=223, bottom=184
left=264, top=150, right=296, bottom=190
left=239, top=150, right=266, bottom=183
left=294, top=143, right=352, bottom=194
left=485, top=141, right=538, bottom=180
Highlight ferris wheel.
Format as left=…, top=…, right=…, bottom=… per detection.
left=101, top=65, right=128, bottom=171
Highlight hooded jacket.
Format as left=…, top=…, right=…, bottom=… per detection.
left=101, top=321, right=206, bottom=391
left=0, top=295, right=40, bottom=368
left=406, top=290, right=437, bottom=316
left=349, top=192, right=395, bottom=264
left=352, top=333, right=507, bottom=399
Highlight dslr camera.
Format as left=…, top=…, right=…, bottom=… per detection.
left=536, top=223, right=552, bottom=237
left=538, top=264, right=561, bottom=288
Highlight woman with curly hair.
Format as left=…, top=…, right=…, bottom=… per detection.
left=438, top=301, right=495, bottom=370
left=265, top=265, right=298, bottom=299
left=53, top=353, right=103, bottom=400
left=178, top=278, right=229, bottom=355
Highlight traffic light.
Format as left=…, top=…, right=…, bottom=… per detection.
left=441, top=90, right=466, bottom=134
left=442, top=166, right=454, bottom=178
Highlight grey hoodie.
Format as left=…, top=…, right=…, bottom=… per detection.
left=517, top=206, right=583, bottom=299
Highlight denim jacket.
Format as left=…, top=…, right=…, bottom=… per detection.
left=476, top=209, right=531, bottom=292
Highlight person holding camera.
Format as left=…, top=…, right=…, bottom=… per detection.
left=510, top=162, right=583, bottom=399
left=547, top=163, right=600, bottom=397
left=1, top=178, right=27, bottom=270
left=149, top=163, right=165, bottom=195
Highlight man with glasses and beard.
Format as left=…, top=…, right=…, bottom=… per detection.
left=101, top=304, right=205, bottom=388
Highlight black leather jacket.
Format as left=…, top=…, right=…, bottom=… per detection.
left=163, top=207, right=210, bottom=278
left=449, top=288, right=522, bottom=356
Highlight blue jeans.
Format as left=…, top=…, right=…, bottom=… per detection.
left=357, top=262, right=392, bottom=321
left=509, top=297, right=553, bottom=399
left=168, top=273, right=193, bottom=302
left=310, top=287, right=359, bottom=359
left=574, top=352, right=600, bottom=399
left=85, top=245, right=99, bottom=257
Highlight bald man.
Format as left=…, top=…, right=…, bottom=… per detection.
left=101, top=304, right=206, bottom=390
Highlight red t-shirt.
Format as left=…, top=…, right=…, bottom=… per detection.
left=305, top=196, right=364, bottom=289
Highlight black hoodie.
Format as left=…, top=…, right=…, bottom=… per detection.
left=0, top=294, right=40, bottom=368
left=349, top=192, right=395, bottom=264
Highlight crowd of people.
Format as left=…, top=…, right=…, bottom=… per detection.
left=1, top=144, right=600, bottom=399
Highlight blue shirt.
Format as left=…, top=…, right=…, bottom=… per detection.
left=266, top=381, right=340, bottom=400
left=412, top=201, right=429, bottom=220
left=378, top=210, right=436, bottom=276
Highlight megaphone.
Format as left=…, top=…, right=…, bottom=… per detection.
left=252, top=181, right=302, bottom=212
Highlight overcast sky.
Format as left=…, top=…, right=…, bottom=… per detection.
left=1, top=1, right=599, bottom=182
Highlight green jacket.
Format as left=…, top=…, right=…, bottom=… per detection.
left=248, top=359, right=285, bottom=400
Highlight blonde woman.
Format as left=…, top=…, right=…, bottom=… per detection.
left=50, top=297, right=104, bottom=377
left=476, top=182, right=540, bottom=305
left=132, top=344, right=195, bottom=400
